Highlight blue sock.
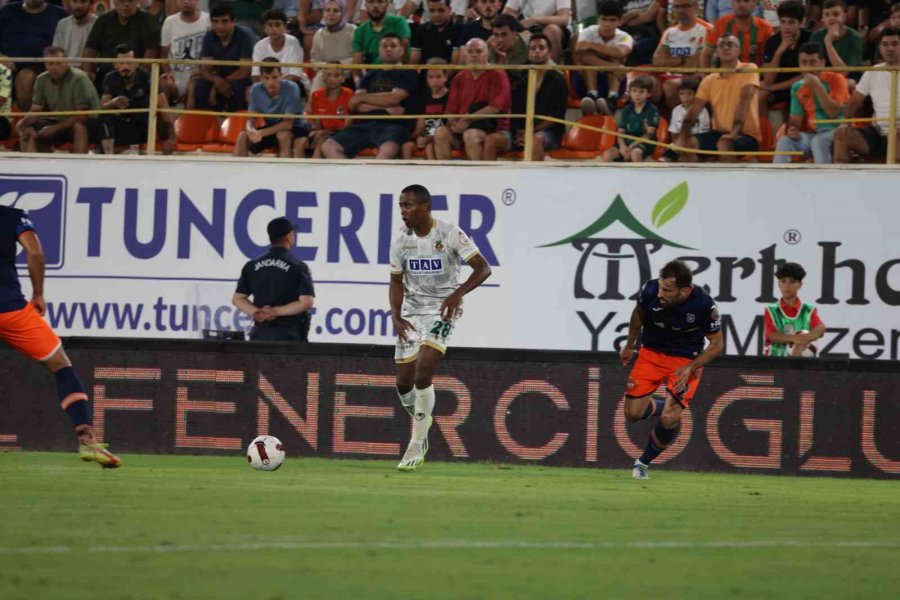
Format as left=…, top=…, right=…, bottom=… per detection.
left=54, top=367, right=90, bottom=428
left=640, top=398, right=666, bottom=420
left=639, top=421, right=679, bottom=465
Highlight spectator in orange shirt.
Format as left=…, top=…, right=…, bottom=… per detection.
left=773, top=42, right=848, bottom=164
left=651, top=0, right=712, bottom=110
left=304, top=65, right=353, bottom=157
left=677, top=34, right=761, bottom=162
left=701, top=0, right=774, bottom=68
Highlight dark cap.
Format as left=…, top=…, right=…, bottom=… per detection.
left=267, top=217, right=297, bottom=243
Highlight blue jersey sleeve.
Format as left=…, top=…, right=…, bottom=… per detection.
left=637, top=279, right=655, bottom=311
left=707, top=302, right=722, bottom=335
left=16, top=210, right=35, bottom=238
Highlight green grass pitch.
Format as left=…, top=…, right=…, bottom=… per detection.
left=1, top=452, right=898, bottom=599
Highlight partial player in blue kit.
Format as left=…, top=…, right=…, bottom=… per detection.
left=0, top=204, right=120, bottom=468
left=619, top=260, right=723, bottom=480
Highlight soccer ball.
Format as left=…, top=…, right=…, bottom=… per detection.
left=789, top=330, right=818, bottom=358
left=247, top=435, right=285, bottom=471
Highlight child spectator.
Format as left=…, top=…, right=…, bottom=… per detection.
left=305, top=64, right=353, bottom=157
left=764, top=262, right=826, bottom=357
left=603, top=75, right=660, bottom=162
left=661, top=77, right=710, bottom=161
left=810, top=0, right=862, bottom=82
left=401, top=63, right=450, bottom=159
left=575, top=0, right=634, bottom=114
left=252, top=9, right=310, bottom=96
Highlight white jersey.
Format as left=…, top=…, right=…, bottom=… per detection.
left=390, top=218, right=480, bottom=316
left=659, top=22, right=711, bottom=59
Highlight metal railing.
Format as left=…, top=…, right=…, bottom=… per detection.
left=2, top=56, right=897, bottom=164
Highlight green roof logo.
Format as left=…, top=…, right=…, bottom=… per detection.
left=539, top=182, right=695, bottom=250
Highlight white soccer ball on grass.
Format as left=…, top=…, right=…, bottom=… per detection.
left=247, top=435, right=285, bottom=471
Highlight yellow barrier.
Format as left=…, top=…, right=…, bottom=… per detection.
left=1, top=56, right=897, bottom=163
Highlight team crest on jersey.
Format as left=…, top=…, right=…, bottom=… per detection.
left=434, top=241, right=444, bottom=252
left=408, top=257, right=443, bottom=275
left=686, top=313, right=695, bottom=323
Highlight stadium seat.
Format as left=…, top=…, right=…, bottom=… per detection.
left=175, top=113, right=220, bottom=152
left=548, top=115, right=615, bottom=160
left=564, top=70, right=582, bottom=109
left=759, top=115, right=775, bottom=154
left=652, top=116, right=670, bottom=160
left=201, top=111, right=251, bottom=153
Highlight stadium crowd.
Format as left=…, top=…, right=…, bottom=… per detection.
left=1, top=0, right=899, bottom=162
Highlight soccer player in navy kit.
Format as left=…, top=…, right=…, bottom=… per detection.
left=620, top=260, right=723, bottom=479
left=0, top=204, right=121, bottom=467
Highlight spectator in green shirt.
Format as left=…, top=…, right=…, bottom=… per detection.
left=810, top=0, right=863, bottom=84
left=16, top=46, right=100, bottom=154
left=351, top=0, right=410, bottom=65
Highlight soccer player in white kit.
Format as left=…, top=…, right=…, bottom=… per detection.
left=390, top=184, right=492, bottom=471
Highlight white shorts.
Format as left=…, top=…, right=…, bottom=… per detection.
left=394, top=309, right=462, bottom=363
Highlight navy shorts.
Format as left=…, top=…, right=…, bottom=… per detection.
left=695, top=131, right=759, bottom=155
left=331, top=121, right=410, bottom=157
left=249, top=123, right=310, bottom=154
left=858, top=126, right=887, bottom=158
left=537, top=128, right=562, bottom=151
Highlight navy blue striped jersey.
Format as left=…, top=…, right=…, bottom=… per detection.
left=638, top=279, right=721, bottom=358
left=0, top=205, right=35, bottom=314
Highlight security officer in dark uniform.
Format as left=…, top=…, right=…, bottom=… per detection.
left=232, top=217, right=316, bottom=341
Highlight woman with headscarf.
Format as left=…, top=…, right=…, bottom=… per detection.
left=310, top=0, right=357, bottom=91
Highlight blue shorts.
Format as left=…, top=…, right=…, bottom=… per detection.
left=331, top=122, right=410, bottom=157
left=536, top=129, right=561, bottom=151
left=695, top=131, right=759, bottom=155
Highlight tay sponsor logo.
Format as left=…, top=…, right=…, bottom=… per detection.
left=0, top=174, right=67, bottom=269
left=409, top=258, right=443, bottom=274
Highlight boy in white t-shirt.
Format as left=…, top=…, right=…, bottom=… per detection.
left=660, top=77, right=710, bottom=161
left=252, top=9, right=311, bottom=96
left=574, top=0, right=634, bottom=114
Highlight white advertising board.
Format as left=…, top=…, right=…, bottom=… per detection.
left=3, top=157, right=898, bottom=359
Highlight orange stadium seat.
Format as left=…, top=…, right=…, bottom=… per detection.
left=548, top=115, right=615, bottom=160
left=652, top=116, right=670, bottom=160
left=201, top=111, right=251, bottom=153
left=175, top=113, right=220, bottom=152
left=564, top=70, right=582, bottom=109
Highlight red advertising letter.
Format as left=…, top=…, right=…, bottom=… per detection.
left=92, top=367, right=160, bottom=442
left=494, top=380, right=570, bottom=460
left=257, top=372, right=319, bottom=451
left=175, top=369, right=244, bottom=450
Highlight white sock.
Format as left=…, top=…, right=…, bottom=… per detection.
left=411, top=385, right=435, bottom=442
left=397, top=387, right=416, bottom=417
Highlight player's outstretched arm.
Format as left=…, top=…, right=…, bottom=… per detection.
left=440, top=254, right=491, bottom=321
left=389, top=273, right=415, bottom=342
left=18, top=231, right=46, bottom=316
